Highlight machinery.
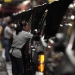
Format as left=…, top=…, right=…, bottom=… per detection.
left=11, top=0, right=75, bottom=75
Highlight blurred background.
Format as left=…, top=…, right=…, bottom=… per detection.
left=0, top=0, right=75, bottom=75
left=0, top=0, right=57, bottom=18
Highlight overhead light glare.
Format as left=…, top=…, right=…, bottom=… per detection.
left=71, top=15, right=75, bottom=20
left=60, top=24, right=63, bottom=27
left=22, top=1, right=30, bottom=5
left=69, top=4, right=74, bottom=8
left=18, top=11, right=22, bottom=14
left=22, top=10, right=25, bottom=12
left=0, top=4, right=2, bottom=7
left=68, top=23, right=72, bottom=26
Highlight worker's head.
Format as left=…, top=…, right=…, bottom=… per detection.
left=22, top=21, right=30, bottom=31
left=7, top=21, right=13, bottom=28
left=16, top=21, right=30, bottom=35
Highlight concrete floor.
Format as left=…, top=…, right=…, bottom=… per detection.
left=1, top=48, right=43, bottom=75
left=2, top=49, right=12, bottom=75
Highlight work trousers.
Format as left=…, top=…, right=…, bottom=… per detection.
left=4, top=38, right=10, bottom=61
left=10, top=54, right=24, bottom=75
